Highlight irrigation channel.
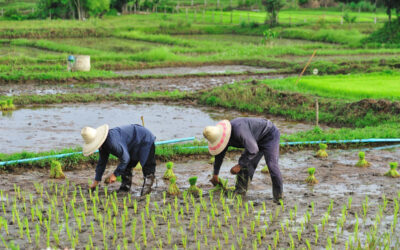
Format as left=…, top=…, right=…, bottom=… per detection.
left=1, top=146, right=399, bottom=249
left=0, top=102, right=324, bottom=154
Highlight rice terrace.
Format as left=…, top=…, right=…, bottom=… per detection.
left=0, top=0, right=400, bottom=249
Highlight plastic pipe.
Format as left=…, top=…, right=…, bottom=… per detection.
left=0, top=137, right=195, bottom=166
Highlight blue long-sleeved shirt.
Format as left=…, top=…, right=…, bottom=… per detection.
left=94, top=124, right=156, bottom=181
left=213, top=118, right=274, bottom=175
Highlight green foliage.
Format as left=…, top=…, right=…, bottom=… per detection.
left=343, top=12, right=357, bottom=23
left=261, top=0, right=284, bottom=26
left=364, top=20, right=400, bottom=44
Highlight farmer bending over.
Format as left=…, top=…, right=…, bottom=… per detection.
left=203, top=118, right=283, bottom=203
left=81, top=124, right=156, bottom=195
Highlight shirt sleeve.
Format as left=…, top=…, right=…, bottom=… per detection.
left=113, top=144, right=130, bottom=177
left=237, top=126, right=259, bottom=166
left=95, top=149, right=110, bottom=181
left=213, top=147, right=228, bottom=175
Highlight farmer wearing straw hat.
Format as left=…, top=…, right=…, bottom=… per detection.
left=203, top=118, right=283, bottom=203
left=81, top=124, right=157, bottom=195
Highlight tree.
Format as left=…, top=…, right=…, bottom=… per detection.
left=111, top=0, right=129, bottom=13
left=37, top=0, right=110, bottom=20
left=261, top=0, right=284, bottom=26
left=85, top=0, right=110, bottom=17
left=382, top=0, right=400, bottom=23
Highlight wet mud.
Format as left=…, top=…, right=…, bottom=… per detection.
left=113, top=65, right=275, bottom=76
left=0, top=147, right=399, bottom=249
left=1, top=74, right=287, bottom=96
left=0, top=102, right=323, bottom=154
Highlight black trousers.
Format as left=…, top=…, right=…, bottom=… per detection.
left=121, top=143, right=156, bottom=188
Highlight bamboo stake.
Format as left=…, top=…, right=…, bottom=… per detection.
left=315, top=99, right=319, bottom=127
left=295, top=49, right=317, bottom=86
left=141, top=116, right=145, bottom=127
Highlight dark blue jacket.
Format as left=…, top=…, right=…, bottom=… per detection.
left=95, top=124, right=156, bottom=181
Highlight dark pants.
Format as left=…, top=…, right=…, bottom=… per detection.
left=120, top=143, right=156, bottom=189
left=247, top=126, right=283, bottom=196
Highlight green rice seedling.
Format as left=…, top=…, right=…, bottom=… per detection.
left=385, top=162, right=400, bottom=178
left=305, top=168, right=318, bottom=185
left=305, top=239, right=311, bottom=250
left=261, top=165, right=269, bottom=174
left=49, top=160, right=65, bottom=179
left=316, top=143, right=328, bottom=158
left=355, top=151, right=370, bottom=167
left=209, top=156, right=215, bottom=164
left=163, top=162, right=176, bottom=180
left=188, top=176, right=202, bottom=196
left=251, top=221, right=256, bottom=234
left=252, top=239, right=257, bottom=250
left=297, top=228, right=302, bottom=241
left=273, top=230, right=279, bottom=248
left=314, top=224, right=319, bottom=244
left=348, top=196, right=353, bottom=210
left=210, top=178, right=233, bottom=194
left=204, top=235, right=208, bottom=246
left=168, top=177, right=180, bottom=196
left=243, top=226, right=248, bottom=239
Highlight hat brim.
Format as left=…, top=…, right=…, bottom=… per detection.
left=208, top=120, right=231, bottom=156
left=82, top=124, right=109, bottom=156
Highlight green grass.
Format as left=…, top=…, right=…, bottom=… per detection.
left=261, top=72, right=400, bottom=101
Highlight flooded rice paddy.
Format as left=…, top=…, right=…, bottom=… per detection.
left=0, top=102, right=322, bottom=154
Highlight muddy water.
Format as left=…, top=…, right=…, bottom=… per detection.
left=0, top=147, right=399, bottom=249
left=114, top=65, right=275, bottom=76
left=0, top=102, right=320, bottom=154
left=1, top=74, right=288, bottom=96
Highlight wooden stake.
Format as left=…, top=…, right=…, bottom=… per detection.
left=295, top=49, right=317, bottom=85
left=315, top=99, right=319, bottom=127
left=141, top=116, right=145, bottom=127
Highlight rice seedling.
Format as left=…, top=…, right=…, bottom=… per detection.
left=355, top=151, right=371, bottom=167
left=261, top=165, right=269, bottom=174
left=188, top=176, right=202, bottom=196
left=305, top=168, right=318, bottom=185
left=384, top=162, right=400, bottom=178
left=167, top=177, right=180, bottom=196
left=49, top=160, right=65, bottom=179
left=163, top=161, right=176, bottom=180
left=316, top=143, right=328, bottom=158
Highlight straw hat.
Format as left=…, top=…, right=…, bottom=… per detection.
left=81, top=124, right=109, bottom=156
left=203, top=120, right=231, bottom=156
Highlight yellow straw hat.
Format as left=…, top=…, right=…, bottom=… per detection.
left=203, top=120, right=231, bottom=156
left=81, top=124, right=109, bottom=156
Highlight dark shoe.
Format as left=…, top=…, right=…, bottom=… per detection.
left=117, top=185, right=131, bottom=193
left=272, top=187, right=283, bottom=204
left=140, top=174, right=155, bottom=196
left=234, top=168, right=249, bottom=196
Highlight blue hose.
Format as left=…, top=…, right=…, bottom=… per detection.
left=0, top=137, right=195, bottom=166
left=1, top=137, right=399, bottom=166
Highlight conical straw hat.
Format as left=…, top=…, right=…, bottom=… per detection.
left=81, top=124, right=109, bottom=156
left=203, top=120, right=231, bottom=156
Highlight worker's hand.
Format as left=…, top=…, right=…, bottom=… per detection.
left=209, top=175, right=220, bottom=186
left=89, top=181, right=99, bottom=191
left=230, top=164, right=242, bottom=175
left=104, top=173, right=117, bottom=185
